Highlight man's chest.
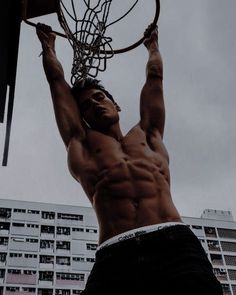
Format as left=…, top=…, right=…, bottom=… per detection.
left=68, top=130, right=166, bottom=183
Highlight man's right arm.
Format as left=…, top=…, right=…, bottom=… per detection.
left=37, top=24, right=86, bottom=148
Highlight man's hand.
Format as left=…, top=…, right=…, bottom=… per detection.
left=143, top=25, right=159, bottom=51
left=36, top=23, right=56, bottom=51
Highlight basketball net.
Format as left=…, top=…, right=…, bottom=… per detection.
left=57, top=0, right=139, bottom=85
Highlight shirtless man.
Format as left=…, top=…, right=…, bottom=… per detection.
left=36, top=23, right=222, bottom=295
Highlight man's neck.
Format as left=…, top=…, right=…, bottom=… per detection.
left=95, top=123, right=123, bottom=142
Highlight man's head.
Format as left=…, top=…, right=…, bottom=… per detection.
left=71, top=78, right=121, bottom=130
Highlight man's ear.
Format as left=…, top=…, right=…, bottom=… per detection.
left=114, top=102, right=121, bottom=112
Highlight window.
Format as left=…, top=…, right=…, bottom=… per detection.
left=56, top=256, right=70, bottom=265
left=40, top=255, right=54, bottom=264
left=23, top=270, right=36, bottom=275
left=204, top=227, right=217, bottom=238
left=25, top=254, right=37, bottom=259
left=11, top=237, right=24, bottom=242
left=192, top=225, right=202, bottom=230
left=56, top=290, right=71, bottom=295
left=27, top=209, right=40, bottom=214
left=72, top=228, right=84, bottom=232
left=221, top=241, right=236, bottom=252
left=0, top=253, right=6, bottom=262
left=228, top=269, right=236, bottom=281
left=10, top=253, right=22, bottom=258
left=56, top=241, right=70, bottom=250
left=72, top=291, right=82, bottom=295
left=225, top=255, right=236, bottom=266
left=86, top=228, right=97, bottom=234
left=42, top=211, right=55, bottom=220
left=210, top=254, right=223, bottom=265
left=86, top=258, right=95, bottom=263
left=40, top=240, right=54, bottom=250
left=26, top=238, right=38, bottom=243
left=6, top=287, right=20, bottom=292
left=73, top=257, right=85, bottom=262
left=41, top=225, right=55, bottom=234
left=12, top=222, right=24, bottom=227
left=0, top=222, right=10, bottom=230
left=86, top=243, right=97, bottom=251
left=8, top=269, right=21, bottom=274
left=57, top=213, right=83, bottom=221
left=38, top=289, right=53, bottom=295
left=57, top=227, right=70, bottom=235
left=0, top=237, right=8, bottom=246
left=0, top=269, right=5, bottom=278
left=207, top=240, right=220, bottom=251
left=13, top=208, right=26, bottom=213
left=0, top=208, right=11, bottom=218
left=22, top=288, right=36, bottom=293
left=39, top=271, right=54, bottom=281
left=218, top=228, right=236, bottom=239
left=56, top=273, right=84, bottom=281
left=27, top=224, right=39, bottom=228
left=213, top=268, right=227, bottom=280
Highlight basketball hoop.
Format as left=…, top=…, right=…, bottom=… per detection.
left=22, top=0, right=160, bottom=84
left=56, top=0, right=160, bottom=84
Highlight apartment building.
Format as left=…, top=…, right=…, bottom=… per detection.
left=183, top=209, right=236, bottom=295
left=1, top=199, right=236, bottom=294
left=0, top=199, right=98, bottom=295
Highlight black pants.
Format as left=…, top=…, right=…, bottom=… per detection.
left=81, top=225, right=223, bottom=295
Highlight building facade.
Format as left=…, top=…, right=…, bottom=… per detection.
left=1, top=199, right=236, bottom=294
left=0, top=199, right=98, bottom=295
left=182, top=209, right=236, bottom=295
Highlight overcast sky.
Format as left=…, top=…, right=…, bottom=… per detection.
left=0, top=0, right=235, bottom=219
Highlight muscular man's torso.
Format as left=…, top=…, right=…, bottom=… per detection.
left=68, top=124, right=182, bottom=244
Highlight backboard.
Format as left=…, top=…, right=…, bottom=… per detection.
left=0, top=0, right=58, bottom=166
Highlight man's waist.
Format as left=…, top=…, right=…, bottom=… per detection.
left=97, top=221, right=185, bottom=251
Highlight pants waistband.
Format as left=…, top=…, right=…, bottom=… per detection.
left=97, top=221, right=185, bottom=251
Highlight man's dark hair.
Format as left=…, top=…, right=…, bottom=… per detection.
left=71, top=78, right=115, bottom=104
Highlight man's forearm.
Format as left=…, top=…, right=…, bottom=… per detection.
left=42, top=47, right=65, bottom=83
left=146, top=44, right=163, bottom=80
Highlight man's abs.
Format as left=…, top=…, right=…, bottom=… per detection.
left=91, top=159, right=182, bottom=244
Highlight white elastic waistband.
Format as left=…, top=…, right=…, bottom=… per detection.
left=97, top=221, right=185, bottom=251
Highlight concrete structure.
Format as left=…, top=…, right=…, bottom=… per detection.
left=0, top=199, right=98, bottom=295
left=183, top=209, right=236, bottom=295
left=1, top=199, right=236, bottom=294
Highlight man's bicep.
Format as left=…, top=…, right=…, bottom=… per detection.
left=49, top=79, right=86, bottom=147
left=140, top=78, right=165, bottom=137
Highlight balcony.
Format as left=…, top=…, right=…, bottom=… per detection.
left=0, top=244, right=8, bottom=251
left=56, top=279, right=85, bottom=287
left=72, top=260, right=93, bottom=271
left=0, top=230, right=9, bottom=235
left=9, top=240, right=38, bottom=252
left=6, top=273, right=37, bottom=285
left=11, top=226, right=40, bottom=237
left=8, top=257, right=38, bottom=268
left=5, top=292, right=36, bottom=295
left=39, top=263, right=54, bottom=270
left=38, top=280, right=53, bottom=287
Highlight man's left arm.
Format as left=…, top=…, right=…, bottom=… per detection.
left=140, top=27, right=165, bottom=138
